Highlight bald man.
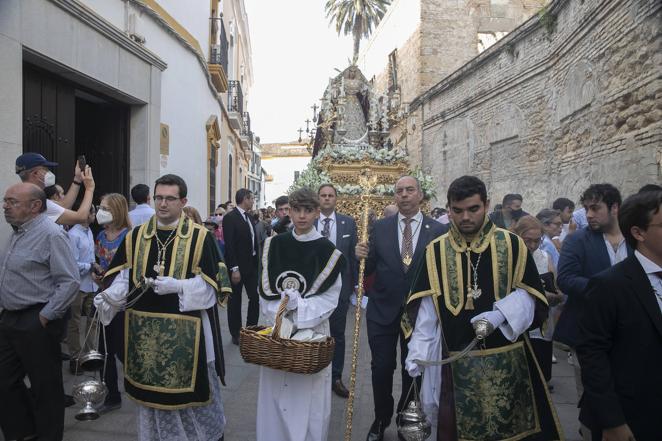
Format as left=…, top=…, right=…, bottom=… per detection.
left=356, top=176, right=448, bottom=440
left=0, top=183, right=80, bottom=441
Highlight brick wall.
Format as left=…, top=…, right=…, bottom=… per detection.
left=417, top=0, right=661, bottom=210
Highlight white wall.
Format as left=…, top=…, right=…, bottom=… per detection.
left=80, top=0, right=226, bottom=216
left=262, top=156, right=310, bottom=206
left=357, top=0, right=421, bottom=79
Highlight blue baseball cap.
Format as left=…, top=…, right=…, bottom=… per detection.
left=15, top=152, right=58, bottom=174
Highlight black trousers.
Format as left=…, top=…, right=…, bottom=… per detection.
left=367, top=315, right=417, bottom=426
left=330, top=288, right=351, bottom=381
left=0, top=306, right=65, bottom=441
left=227, top=266, right=259, bottom=339
left=100, top=311, right=125, bottom=403
left=530, top=337, right=553, bottom=382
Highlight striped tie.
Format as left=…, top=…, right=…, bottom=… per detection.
left=322, top=218, right=331, bottom=239
left=401, top=218, right=413, bottom=271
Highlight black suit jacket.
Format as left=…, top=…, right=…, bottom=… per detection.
left=365, top=214, right=447, bottom=325
left=314, top=212, right=359, bottom=298
left=576, top=255, right=662, bottom=440
left=222, top=208, right=258, bottom=276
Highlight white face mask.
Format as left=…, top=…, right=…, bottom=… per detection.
left=43, top=171, right=56, bottom=187
left=96, top=209, right=114, bottom=225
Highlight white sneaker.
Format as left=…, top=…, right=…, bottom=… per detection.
left=552, top=354, right=557, bottom=364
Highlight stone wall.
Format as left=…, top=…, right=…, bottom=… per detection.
left=364, top=0, right=546, bottom=170
left=417, top=0, right=661, bottom=210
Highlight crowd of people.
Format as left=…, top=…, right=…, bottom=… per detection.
left=0, top=151, right=660, bottom=441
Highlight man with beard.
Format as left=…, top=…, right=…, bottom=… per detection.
left=402, top=175, right=562, bottom=441
left=555, top=183, right=632, bottom=440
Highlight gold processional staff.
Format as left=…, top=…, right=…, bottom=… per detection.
left=344, top=168, right=378, bottom=441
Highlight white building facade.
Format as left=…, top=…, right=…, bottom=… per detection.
left=0, top=0, right=255, bottom=242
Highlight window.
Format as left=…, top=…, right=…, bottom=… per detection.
left=208, top=143, right=217, bottom=215
left=228, top=153, right=233, bottom=200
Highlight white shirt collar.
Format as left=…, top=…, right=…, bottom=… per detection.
left=635, top=250, right=662, bottom=275
left=398, top=210, right=423, bottom=224
left=319, top=211, right=336, bottom=223
left=292, top=228, right=322, bottom=242
left=237, top=206, right=246, bottom=216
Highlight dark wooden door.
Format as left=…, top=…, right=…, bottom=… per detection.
left=23, top=64, right=130, bottom=200
left=23, top=65, right=76, bottom=187
left=75, top=98, right=129, bottom=198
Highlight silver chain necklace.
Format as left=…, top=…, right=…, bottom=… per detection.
left=153, top=228, right=177, bottom=276
left=466, top=249, right=484, bottom=302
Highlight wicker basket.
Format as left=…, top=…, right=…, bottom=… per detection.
left=239, top=297, right=335, bottom=374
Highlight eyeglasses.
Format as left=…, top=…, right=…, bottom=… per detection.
left=154, top=195, right=181, bottom=204
left=95, top=205, right=110, bottom=211
left=3, top=198, right=37, bottom=207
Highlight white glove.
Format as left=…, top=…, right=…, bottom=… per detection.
left=93, top=292, right=119, bottom=326
left=153, top=276, right=183, bottom=295
left=470, top=310, right=506, bottom=335
left=405, top=359, right=422, bottom=377
left=281, top=288, right=301, bottom=310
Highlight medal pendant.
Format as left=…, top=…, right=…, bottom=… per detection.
left=153, top=264, right=160, bottom=274
left=471, top=288, right=482, bottom=300
left=402, top=255, right=412, bottom=267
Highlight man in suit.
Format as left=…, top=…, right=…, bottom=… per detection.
left=556, top=183, right=631, bottom=441
left=223, top=188, right=259, bottom=345
left=356, top=176, right=447, bottom=441
left=315, top=184, right=358, bottom=398
left=576, top=190, right=662, bottom=441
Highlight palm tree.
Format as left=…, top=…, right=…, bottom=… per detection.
left=325, top=0, right=391, bottom=64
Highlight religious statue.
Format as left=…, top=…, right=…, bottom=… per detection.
left=313, top=65, right=391, bottom=155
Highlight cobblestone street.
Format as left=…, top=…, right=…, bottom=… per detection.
left=1, top=302, right=582, bottom=441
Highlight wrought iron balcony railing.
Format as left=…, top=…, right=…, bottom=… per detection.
left=209, top=18, right=229, bottom=74
left=228, top=80, right=243, bottom=115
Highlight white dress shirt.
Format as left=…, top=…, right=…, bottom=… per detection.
left=635, top=250, right=662, bottom=313
left=237, top=206, right=256, bottom=255
left=397, top=210, right=424, bottom=254
left=603, top=235, right=628, bottom=266
left=317, top=211, right=337, bottom=245
left=129, top=203, right=155, bottom=227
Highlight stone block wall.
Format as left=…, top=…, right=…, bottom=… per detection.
left=417, top=0, right=661, bottom=211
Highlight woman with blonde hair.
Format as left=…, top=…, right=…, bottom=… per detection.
left=512, top=215, right=564, bottom=385
left=92, top=192, right=131, bottom=414
left=183, top=205, right=203, bottom=224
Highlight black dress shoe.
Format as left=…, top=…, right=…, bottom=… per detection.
left=366, top=419, right=386, bottom=441
left=231, top=336, right=239, bottom=345
left=332, top=378, right=349, bottom=398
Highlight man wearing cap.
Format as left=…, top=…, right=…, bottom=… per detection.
left=15, top=152, right=95, bottom=225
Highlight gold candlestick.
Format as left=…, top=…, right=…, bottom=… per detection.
left=344, top=168, right=377, bottom=441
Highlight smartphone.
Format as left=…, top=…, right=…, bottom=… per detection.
left=77, top=155, right=87, bottom=170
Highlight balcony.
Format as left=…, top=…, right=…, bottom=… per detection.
left=208, top=17, right=229, bottom=92
left=240, top=111, right=252, bottom=150
left=227, top=80, right=244, bottom=131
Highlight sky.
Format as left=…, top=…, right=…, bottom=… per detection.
left=244, top=0, right=354, bottom=144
